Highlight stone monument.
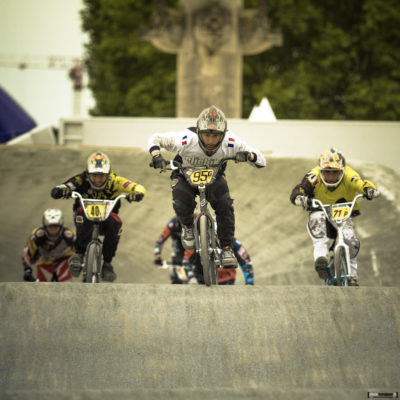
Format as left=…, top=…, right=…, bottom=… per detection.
left=142, top=0, right=282, bottom=118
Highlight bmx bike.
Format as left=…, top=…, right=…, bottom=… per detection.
left=306, top=193, right=365, bottom=287
left=71, top=191, right=129, bottom=283
left=153, top=157, right=238, bottom=286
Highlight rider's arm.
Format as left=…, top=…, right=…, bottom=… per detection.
left=114, top=175, right=146, bottom=199
left=344, top=166, right=378, bottom=194
left=22, top=227, right=43, bottom=269
left=147, top=130, right=190, bottom=154
left=50, top=173, right=85, bottom=199
left=231, top=133, right=266, bottom=168
left=290, top=171, right=316, bottom=204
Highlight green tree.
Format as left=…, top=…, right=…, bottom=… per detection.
left=81, top=0, right=177, bottom=116
left=82, top=0, right=400, bottom=120
left=243, top=0, right=400, bottom=120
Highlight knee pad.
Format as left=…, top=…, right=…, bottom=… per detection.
left=349, top=238, right=360, bottom=258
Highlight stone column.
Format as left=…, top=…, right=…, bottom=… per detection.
left=142, top=0, right=282, bottom=118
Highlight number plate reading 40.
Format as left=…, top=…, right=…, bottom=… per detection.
left=86, top=204, right=106, bottom=219
left=332, top=206, right=350, bottom=220
left=190, top=169, right=214, bottom=185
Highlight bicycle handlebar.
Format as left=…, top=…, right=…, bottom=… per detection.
left=310, top=193, right=365, bottom=222
left=71, top=191, right=129, bottom=204
left=149, top=156, right=239, bottom=173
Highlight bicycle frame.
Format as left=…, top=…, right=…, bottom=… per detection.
left=162, top=157, right=237, bottom=285
left=311, top=194, right=364, bottom=286
left=71, top=191, right=128, bottom=283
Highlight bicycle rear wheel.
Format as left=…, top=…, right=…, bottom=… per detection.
left=85, top=242, right=102, bottom=283
left=199, top=215, right=217, bottom=286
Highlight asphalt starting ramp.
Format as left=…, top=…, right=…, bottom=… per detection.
left=1, top=283, right=399, bottom=399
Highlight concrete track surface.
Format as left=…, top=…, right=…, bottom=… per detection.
left=1, top=283, right=399, bottom=399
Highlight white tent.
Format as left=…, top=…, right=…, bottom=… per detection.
left=248, top=97, right=277, bottom=122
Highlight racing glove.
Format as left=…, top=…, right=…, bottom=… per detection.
left=235, top=151, right=256, bottom=163
left=51, top=184, right=71, bottom=199
left=364, top=188, right=380, bottom=200
left=150, top=147, right=167, bottom=169
left=23, top=267, right=36, bottom=282
left=294, top=195, right=310, bottom=209
left=127, top=192, right=144, bottom=202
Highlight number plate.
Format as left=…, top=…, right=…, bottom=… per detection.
left=189, top=169, right=214, bottom=185
left=331, top=206, right=350, bottom=220
left=86, top=203, right=106, bottom=219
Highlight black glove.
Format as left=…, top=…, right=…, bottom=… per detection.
left=154, top=255, right=163, bottom=266
left=127, top=192, right=144, bottom=202
left=23, top=267, right=36, bottom=282
left=152, top=153, right=167, bottom=170
left=235, top=151, right=256, bottom=163
left=51, top=184, right=71, bottom=199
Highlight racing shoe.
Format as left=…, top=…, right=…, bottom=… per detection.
left=221, top=246, right=238, bottom=267
left=102, top=262, right=117, bottom=282
left=181, top=224, right=195, bottom=250
left=68, top=253, right=83, bottom=277
left=348, top=277, right=359, bottom=287
left=315, top=256, right=329, bottom=280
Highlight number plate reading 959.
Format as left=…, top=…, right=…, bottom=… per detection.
left=86, top=204, right=106, bottom=219
left=332, top=206, right=350, bottom=220
left=190, top=169, right=214, bottom=185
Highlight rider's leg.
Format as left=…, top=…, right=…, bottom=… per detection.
left=172, top=176, right=197, bottom=249
left=69, top=208, right=92, bottom=275
left=208, top=176, right=236, bottom=266
left=53, top=259, right=73, bottom=282
left=74, top=208, right=93, bottom=254
left=307, top=211, right=330, bottom=279
left=343, top=218, right=360, bottom=280
left=101, top=212, right=122, bottom=282
left=36, top=263, right=53, bottom=282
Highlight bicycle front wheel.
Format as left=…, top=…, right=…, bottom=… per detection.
left=85, top=242, right=102, bottom=283
left=334, top=246, right=349, bottom=287
left=199, top=215, right=217, bottom=286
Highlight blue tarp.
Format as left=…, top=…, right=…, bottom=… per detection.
left=0, top=86, right=36, bottom=143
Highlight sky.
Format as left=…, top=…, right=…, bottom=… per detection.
left=0, top=0, right=94, bottom=127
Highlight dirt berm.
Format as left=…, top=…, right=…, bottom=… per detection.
left=1, top=283, right=399, bottom=399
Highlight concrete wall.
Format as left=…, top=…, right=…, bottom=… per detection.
left=59, top=117, right=400, bottom=172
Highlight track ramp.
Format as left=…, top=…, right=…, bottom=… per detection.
left=1, top=283, right=399, bottom=399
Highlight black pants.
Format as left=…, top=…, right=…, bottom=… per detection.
left=171, top=173, right=234, bottom=248
left=74, top=208, right=122, bottom=263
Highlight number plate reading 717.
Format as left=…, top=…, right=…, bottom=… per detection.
left=86, top=203, right=106, bottom=219
left=190, top=169, right=214, bottom=185
left=332, top=206, right=350, bottom=220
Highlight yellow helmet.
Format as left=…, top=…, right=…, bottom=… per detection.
left=319, top=148, right=345, bottom=189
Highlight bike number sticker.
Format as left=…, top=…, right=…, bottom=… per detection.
left=86, top=204, right=106, bottom=219
left=332, top=206, right=350, bottom=220
left=190, top=169, right=214, bottom=185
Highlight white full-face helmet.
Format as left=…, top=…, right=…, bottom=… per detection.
left=196, top=105, right=227, bottom=156
left=86, top=152, right=111, bottom=190
left=319, top=148, right=346, bottom=190
left=42, top=208, right=64, bottom=238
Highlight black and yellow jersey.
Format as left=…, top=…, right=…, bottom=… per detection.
left=290, top=165, right=377, bottom=214
left=61, top=171, right=146, bottom=213
left=22, top=226, right=75, bottom=267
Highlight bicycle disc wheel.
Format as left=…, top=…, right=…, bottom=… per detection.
left=199, top=215, right=216, bottom=286
left=85, top=243, right=101, bottom=283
